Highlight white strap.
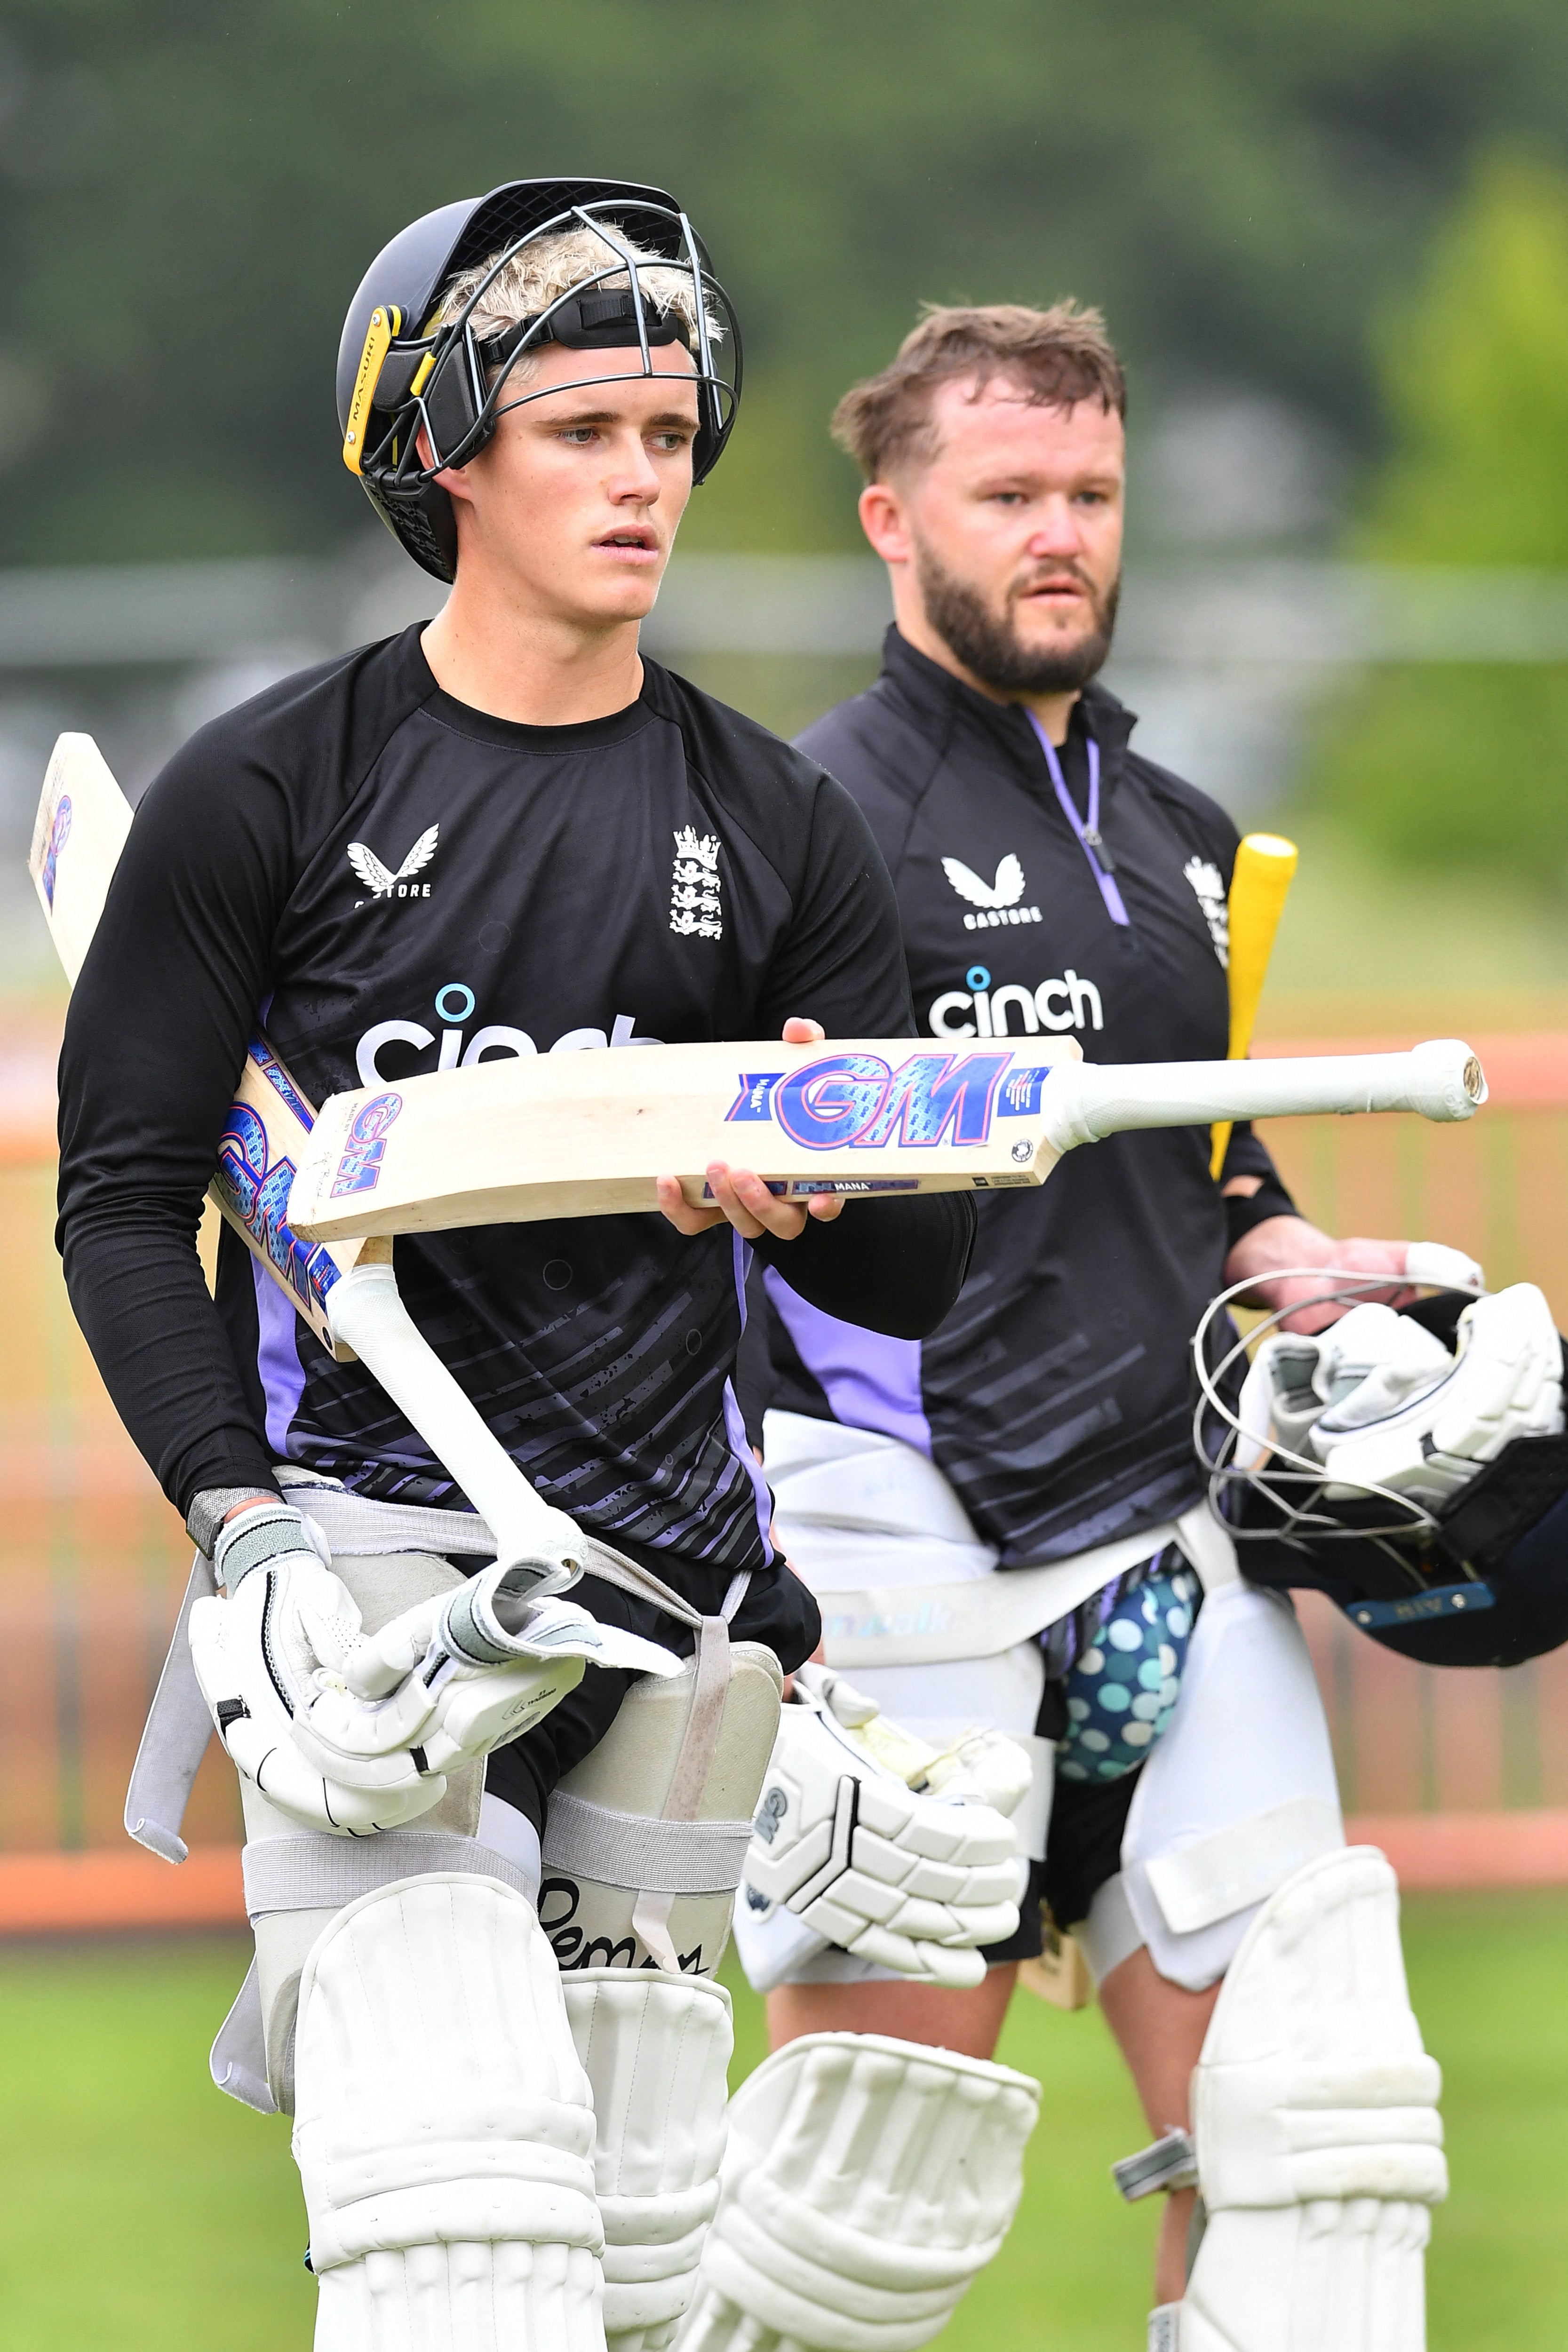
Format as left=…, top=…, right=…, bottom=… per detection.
left=1144, top=1795, right=1343, bottom=1935
left=123, top=1553, right=217, bottom=1862
left=542, top=1792, right=755, bottom=1895
left=814, top=1518, right=1184, bottom=1666
left=209, top=1959, right=276, bottom=2114
left=1174, top=1499, right=1241, bottom=1592
left=240, top=1827, right=541, bottom=1920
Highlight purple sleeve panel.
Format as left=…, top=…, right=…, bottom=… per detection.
left=251, top=1256, right=309, bottom=1460
left=763, top=1265, right=932, bottom=1457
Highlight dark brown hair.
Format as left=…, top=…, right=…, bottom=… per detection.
left=831, top=301, right=1125, bottom=482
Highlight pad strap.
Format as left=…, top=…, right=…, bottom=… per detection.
left=543, top=1794, right=754, bottom=1896
left=241, top=1827, right=541, bottom=1920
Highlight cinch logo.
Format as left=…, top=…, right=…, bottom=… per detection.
left=724, top=1051, right=1014, bottom=1151
left=348, top=825, right=439, bottom=905
left=329, top=1091, right=402, bottom=1197
left=41, top=795, right=72, bottom=910
left=928, top=963, right=1103, bottom=1038
left=941, top=851, right=1043, bottom=932
left=354, top=983, right=661, bottom=1085
left=213, top=1100, right=340, bottom=1314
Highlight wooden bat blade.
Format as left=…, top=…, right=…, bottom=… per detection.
left=30, top=733, right=133, bottom=985
left=29, top=731, right=363, bottom=1360
left=287, top=1038, right=1089, bottom=1241
left=286, top=1033, right=1485, bottom=1245
left=216, top=1037, right=366, bottom=1358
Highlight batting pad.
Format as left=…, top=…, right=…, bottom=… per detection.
left=1181, top=1845, right=1446, bottom=2352
left=564, top=1969, right=733, bottom=2352
left=677, top=2031, right=1039, bottom=2352
left=293, top=1872, right=606, bottom=2352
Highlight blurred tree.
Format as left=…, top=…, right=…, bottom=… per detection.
left=0, top=0, right=1565, bottom=564
left=1313, top=152, right=1568, bottom=881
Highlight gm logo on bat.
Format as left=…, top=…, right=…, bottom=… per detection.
left=329, top=1090, right=405, bottom=1197
left=725, top=1050, right=1045, bottom=1150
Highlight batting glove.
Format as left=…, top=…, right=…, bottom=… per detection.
left=742, top=1662, right=1028, bottom=1989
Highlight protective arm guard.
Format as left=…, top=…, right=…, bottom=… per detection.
left=741, top=1665, right=1027, bottom=1990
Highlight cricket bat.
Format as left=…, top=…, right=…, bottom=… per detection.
left=32, top=733, right=363, bottom=1361
left=30, top=732, right=587, bottom=1590
left=286, top=1031, right=1486, bottom=1245
left=1210, top=831, right=1299, bottom=1179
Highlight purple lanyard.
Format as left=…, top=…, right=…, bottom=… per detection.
left=1026, top=710, right=1129, bottom=927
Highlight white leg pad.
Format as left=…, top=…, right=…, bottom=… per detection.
left=293, top=1871, right=606, bottom=2352
left=1181, top=1846, right=1446, bottom=2352
left=564, top=1968, right=734, bottom=2352
left=677, top=2032, right=1040, bottom=2352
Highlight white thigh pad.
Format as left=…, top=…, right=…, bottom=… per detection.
left=678, top=2032, right=1038, bottom=2352
left=1122, top=1581, right=1344, bottom=1990
left=293, top=1872, right=605, bottom=2352
left=1182, top=1845, right=1446, bottom=2352
left=565, top=1969, right=732, bottom=2352
left=542, top=1640, right=783, bottom=1978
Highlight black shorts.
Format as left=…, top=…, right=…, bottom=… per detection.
left=981, top=1766, right=1140, bottom=1963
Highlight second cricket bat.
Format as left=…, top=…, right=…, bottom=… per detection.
left=1210, top=830, right=1299, bottom=1178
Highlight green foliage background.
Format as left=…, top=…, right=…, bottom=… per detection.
left=1, top=0, right=1568, bottom=564
left=1313, top=154, right=1568, bottom=882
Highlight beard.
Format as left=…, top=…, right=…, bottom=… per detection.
left=915, top=543, right=1120, bottom=697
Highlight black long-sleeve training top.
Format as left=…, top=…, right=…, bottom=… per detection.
left=746, top=629, right=1294, bottom=1565
left=57, top=627, right=975, bottom=1639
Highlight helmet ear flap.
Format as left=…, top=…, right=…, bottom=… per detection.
left=421, top=339, right=489, bottom=471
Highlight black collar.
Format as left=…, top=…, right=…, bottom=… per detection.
left=877, top=624, right=1138, bottom=776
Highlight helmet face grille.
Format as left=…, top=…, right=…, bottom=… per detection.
left=341, top=177, right=740, bottom=582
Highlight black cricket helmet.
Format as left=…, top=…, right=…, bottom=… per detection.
left=336, top=177, right=742, bottom=582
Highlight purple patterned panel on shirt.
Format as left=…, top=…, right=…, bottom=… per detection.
left=251, top=1253, right=308, bottom=1458
left=763, top=1265, right=932, bottom=1457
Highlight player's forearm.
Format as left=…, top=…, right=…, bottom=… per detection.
left=60, top=1201, right=279, bottom=1517
left=753, top=1189, right=976, bottom=1340
left=1217, top=1119, right=1297, bottom=1247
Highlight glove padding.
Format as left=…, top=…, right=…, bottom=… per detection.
left=191, top=1546, right=683, bottom=1837
left=1238, top=1283, right=1565, bottom=1510
left=742, top=1663, right=1028, bottom=1990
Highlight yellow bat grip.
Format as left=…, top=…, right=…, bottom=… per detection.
left=1210, top=831, right=1299, bottom=1179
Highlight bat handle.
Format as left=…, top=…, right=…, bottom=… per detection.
left=1039, top=1038, right=1487, bottom=1153
left=325, top=1245, right=586, bottom=1595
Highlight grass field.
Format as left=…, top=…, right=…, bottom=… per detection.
left=1, top=1893, right=1564, bottom=2349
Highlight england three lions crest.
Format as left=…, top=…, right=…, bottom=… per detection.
left=670, top=826, right=723, bottom=941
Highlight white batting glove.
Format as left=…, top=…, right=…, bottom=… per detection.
left=189, top=1506, right=446, bottom=1836
left=1315, top=1284, right=1563, bottom=1505
left=742, top=1663, right=1027, bottom=1989
left=1241, top=1283, right=1564, bottom=1510
left=307, top=1559, right=684, bottom=1780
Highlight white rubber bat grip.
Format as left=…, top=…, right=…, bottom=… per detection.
left=1040, top=1037, right=1486, bottom=1154
left=324, top=1258, right=585, bottom=1593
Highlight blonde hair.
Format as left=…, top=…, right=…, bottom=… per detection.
left=435, top=223, right=722, bottom=385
